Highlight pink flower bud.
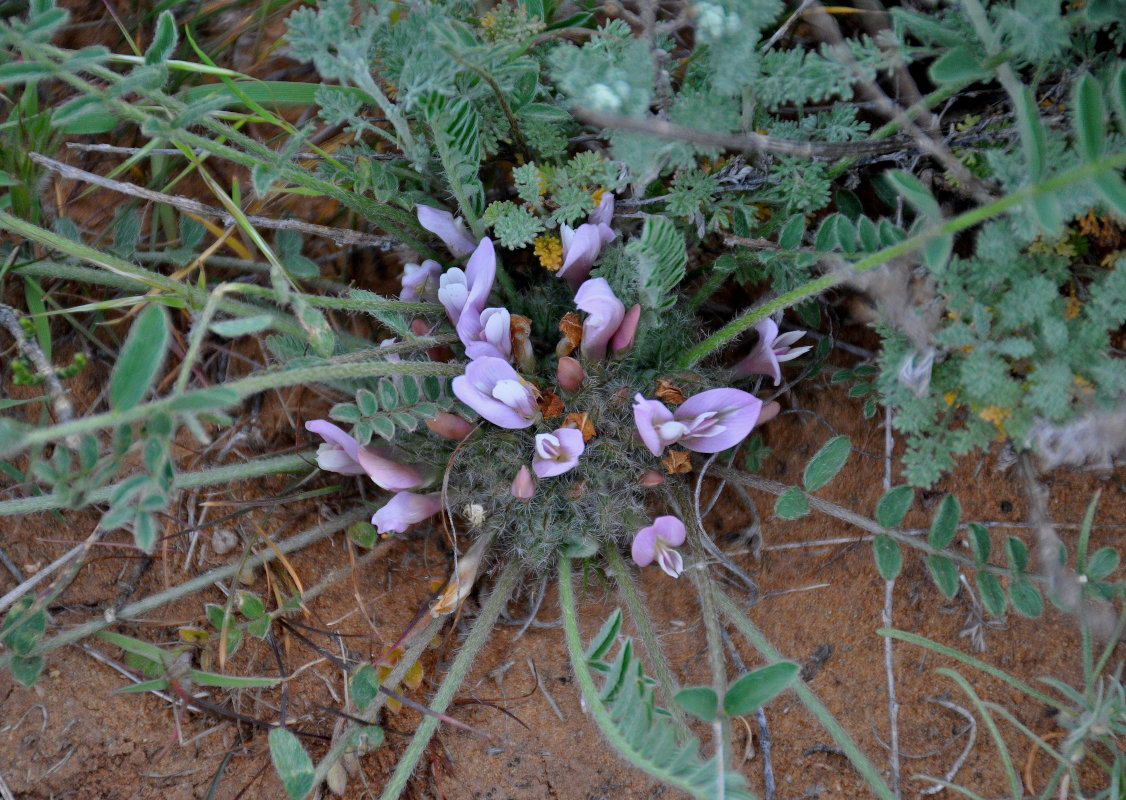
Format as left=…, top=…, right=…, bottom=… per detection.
left=425, top=412, right=473, bottom=440
left=510, top=466, right=535, bottom=500
left=758, top=401, right=781, bottom=425
left=639, top=469, right=665, bottom=487
left=557, top=356, right=585, bottom=394
left=611, top=304, right=641, bottom=356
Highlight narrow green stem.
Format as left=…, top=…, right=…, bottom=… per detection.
left=377, top=560, right=522, bottom=800
left=677, top=148, right=1126, bottom=368
left=1, top=360, right=463, bottom=458
left=308, top=614, right=446, bottom=793
left=715, top=589, right=897, bottom=800
left=0, top=452, right=315, bottom=517
left=602, top=542, right=691, bottom=736
left=0, top=210, right=306, bottom=339
left=0, top=507, right=369, bottom=673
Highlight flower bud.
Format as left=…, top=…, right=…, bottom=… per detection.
left=426, top=412, right=473, bottom=440
left=411, top=318, right=453, bottom=362
left=557, top=356, right=585, bottom=394
left=758, top=401, right=782, bottom=425
left=639, top=469, right=665, bottom=488
left=510, top=466, right=535, bottom=500
left=611, top=303, right=641, bottom=356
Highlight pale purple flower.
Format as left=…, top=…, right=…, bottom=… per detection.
left=574, top=278, right=625, bottom=361
left=452, top=356, right=540, bottom=429
left=438, top=238, right=496, bottom=327
left=532, top=428, right=586, bottom=478
left=734, top=319, right=813, bottom=386
left=462, top=306, right=512, bottom=360
left=557, top=222, right=615, bottom=287
left=588, top=192, right=615, bottom=227
left=305, top=420, right=425, bottom=490
left=372, top=491, right=442, bottom=534
left=417, top=206, right=478, bottom=259
left=510, top=465, right=535, bottom=499
left=400, top=260, right=442, bottom=303
left=611, top=304, right=642, bottom=356
left=632, top=516, right=687, bottom=579
left=632, top=388, right=763, bottom=456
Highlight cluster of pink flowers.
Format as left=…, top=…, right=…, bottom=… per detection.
left=309, top=201, right=805, bottom=577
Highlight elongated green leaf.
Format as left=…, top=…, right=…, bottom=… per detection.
left=268, top=728, right=315, bottom=799
left=967, top=523, right=990, bottom=566
left=875, top=485, right=913, bottom=528
left=115, top=677, right=171, bottom=693
left=1005, top=536, right=1028, bottom=573
left=803, top=435, right=850, bottom=491
left=674, top=686, right=717, bottom=722
left=145, top=10, right=178, bottom=65
left=97, top=630, right=169, bottom=663
left=1093, top=172, right=1126, bottom=218
left=926, top=554, right=960, bottom=599
left=723, top=661, right=800, bottom=717
left=210, top=314, right=274, bottom=337
left=585, top=608, right=622, bottom=662
left=928, top=494, right=960, bottom=550
left=1014, top=86, right=1046, bottom=181
left=1074, top=72, right=1105, bottom=162
left=110, top=304, right=169, bottom=411
left=628, top=216, right=687, bottom=313
left=928, top=45, right=990, bottom=85
left=1008, top=578, right=1043, bottom=617
left=189, top=669, right=279, bottom=688
left=977, top=572, right=1006, bottom=617
left=1085, top=547, right=1120, bottom=582
left=873, top=534, right=902, bottom=581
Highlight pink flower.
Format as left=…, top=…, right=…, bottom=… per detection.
left=588, top=192, right=615, bottom=227
left=372, top=491, right=442, bottom=534
left=400, top=260, right=442, bottom=303
left=438, top=238, right=496, bottom=327
left=632, top=516, right=687, bottom=578
left=734, top=319, right=813, bottom=386
left=556, top=356, right=584, bottom=394
left=452, top=356, right=540, bottom=429
left=510, top=466, right=535, bottom=499
left=305, top=420, right=426, bottom=490
left=532, top=428, right=586, bottom=478
left=557, top=223, right=616, bottom=287
left=632, top=388, right=763, bottom=456
left=574, top=278, right=625, bottom=361
left=417, top=206, right=478, bottom=259
left=462, top=306, right=512, bottom=360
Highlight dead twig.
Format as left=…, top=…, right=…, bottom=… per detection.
left=28, top=152, right=394, bottom=250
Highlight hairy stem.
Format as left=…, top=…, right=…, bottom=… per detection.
left=715, top=589, right=897, bottom=800
left=602, top=541, right=692, bottom=736
left=676, top=147, right=1126, bottom=368
left=376, top=560, right=522, bottom=800
left=0, top=507, right=369, bottom=672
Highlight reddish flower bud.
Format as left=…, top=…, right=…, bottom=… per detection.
left=557, top=356, right=585, bottom=394
left=510, top=466, right=535, bottom=500
left=639, top=469, right=665, bottom=487
left=425, top=412, right=473, bottom=440
left=611, top=304, right=642, bottom=356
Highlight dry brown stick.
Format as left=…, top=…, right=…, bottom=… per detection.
left=28, top=153, right=394, bottom=249
left=1016, top=453, right=1121, bottom=640
left=571, top=107, right=911, bottom=160
left=0, top=301, right=74, bottom=428
left=802, top=2, right=998, bottom=205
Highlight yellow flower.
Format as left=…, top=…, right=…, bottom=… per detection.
left=534, top=235, right=563, bottom=272
left=978, top=405, right=1011, bottom=431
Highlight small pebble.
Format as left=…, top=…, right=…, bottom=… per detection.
left=212, top=528, right=238, bottom=555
